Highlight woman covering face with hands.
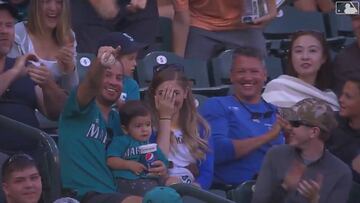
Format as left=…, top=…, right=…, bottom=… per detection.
left=147, top=64, right=214, bottom=189
left=8, top=0, right=78, bottom=92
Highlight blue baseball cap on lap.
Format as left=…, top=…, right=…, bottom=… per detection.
left=97, top=32, right=146, bottom=55
left=143, top=187, right=183, bottom=203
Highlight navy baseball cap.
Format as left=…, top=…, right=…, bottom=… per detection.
left=97, top=32, right=146, bottom=55
left=0, top=1, right=18, bottom=19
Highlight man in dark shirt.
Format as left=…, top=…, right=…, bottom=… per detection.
left=0, top=2, right=67, bottom=149
left=327, top=77, right=360, bottom=183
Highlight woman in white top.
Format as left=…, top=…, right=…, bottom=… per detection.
left=8, top=0, right=78, bottom=92
left=263, top=30, right=339, bottom=110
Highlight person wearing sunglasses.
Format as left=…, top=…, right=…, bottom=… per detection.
left=1, top=153, right=42, bottom=203
left=252, top=98, right=352, bottom=203
left=58, top=43, right=166, bottom=203
left=200, top=47, right=285, bottom=187
left=327, top=77, right=360, bottom=184
left=262, top=30, right=339, bottom=111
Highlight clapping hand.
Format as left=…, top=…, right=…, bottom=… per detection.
left=12, top=54, right=38, bottom=78
left=56, top=36, right=76, bottom=74
left=56, top=43, right=76, bottom=75
left=281, top=160, right=306, bottom=191
left=297, top=174, right=323, bottom=203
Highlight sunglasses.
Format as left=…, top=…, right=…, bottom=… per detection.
left=289, top=120, right=315, bottom=128
left=250, top=111, right=274, bottom=120
left=236, top=96, right=275, bottom=122
left=153, top=63, right=184, bottom=74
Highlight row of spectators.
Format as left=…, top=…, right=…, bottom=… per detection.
left=1, top=0, right=360, bottom=203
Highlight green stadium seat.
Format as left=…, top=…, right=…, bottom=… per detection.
left=211, top=49, right=233, bottom=87
left=136, top=51, right=228, bottom=97
left=156, top=17, right=173, bottom=52
left=193, top=94, right=208, bottom=109
left=264, top=5, right=327, bottom=40
left=265, top=55, right=284, bottom=81
left=76, top=53, right=95, bottom=82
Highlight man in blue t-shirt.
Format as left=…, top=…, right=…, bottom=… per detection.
left=59, top=43, right=167, bottom=202
left=200, top=47, right=285, bottom=187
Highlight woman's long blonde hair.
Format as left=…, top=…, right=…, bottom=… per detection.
left=27, top=0, right=72, bottom=45
left=148, top=65, right=210, bottom=161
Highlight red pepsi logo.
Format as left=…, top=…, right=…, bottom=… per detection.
left=145, top=153, right=154, bottom=161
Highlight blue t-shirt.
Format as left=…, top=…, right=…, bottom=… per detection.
left=200, top=96, right=284, bottom=185
left=59, top=89, right=122, bottom=199
left=107, top=135, right=168, bottom=180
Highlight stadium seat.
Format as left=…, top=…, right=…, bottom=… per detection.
left=227, top=180, right=256, bottom=203
left=0, top=115, right=61, bottom=203
left=193, top=94, right=208, bottom=109
left=35, top=109, right=58, bottom=134
left=136, top=51, right=228, bottom=96
left=76, top=53, right=95, bottom=82
left=264, top=5, right=327, bottom=40
left=336, top=15, right=354, bottom=37
left=211, top=49, right=233, bottom=87
left=265, top=55, right=284, bottom=81
left=136, top=51, right=183, bottom=88
left=155, top=17, right=173, bottom=52
left=169, top=183, right=235, bottom=203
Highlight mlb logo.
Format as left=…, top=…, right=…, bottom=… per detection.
left=336, top=1, right=359, bottom=15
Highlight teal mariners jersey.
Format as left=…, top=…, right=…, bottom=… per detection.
left=120, top=76, right=140, bottom=102
left=59, top=89, right=121, bottom=199
left=107, top=135, right=168, bottom=180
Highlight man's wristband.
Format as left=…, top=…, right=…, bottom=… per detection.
left=159, top=117, right=171, bottom=120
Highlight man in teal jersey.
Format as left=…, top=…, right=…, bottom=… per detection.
left=58, top=45, right=167, bottom=203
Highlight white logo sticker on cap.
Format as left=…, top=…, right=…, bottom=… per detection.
left=156, top=55, right=167, bottom=64
left=80, top=57, right=91, bottom=67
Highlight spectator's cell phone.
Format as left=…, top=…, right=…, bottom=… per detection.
left=241, top=16, right=256, bottom=24
left=29, top=60, right=41, bottom=68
